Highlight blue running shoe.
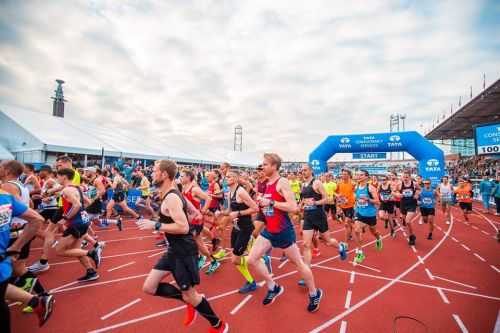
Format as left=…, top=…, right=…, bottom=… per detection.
left=263, top=284, right=284, bottom=306
left=297, top=279, right=305, bottom=287
left=338, top=242, right=348, bottom=261
left=238, top=281, right=257, bottom=294
left=307, top=288, right=323, bottom=312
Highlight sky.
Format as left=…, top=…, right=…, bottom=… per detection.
left=0, top=0, right=499, bottom=161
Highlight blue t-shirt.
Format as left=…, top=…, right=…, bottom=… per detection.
left=355, top=185, right=377, bottom=217
left=0, top=192, right=28, bottom=283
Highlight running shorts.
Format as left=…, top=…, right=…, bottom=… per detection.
left=303, top=209, right=329, bottom=233
left=355, top=214, right=377, bottom=227
left=261, top=225, right=296, bottom=249
left=63, top=223, right=90, bottom=239
left=153, top=253, right=199, bottom=291
left=459, top=202, right=472, bottom=212
left=420, top=207, right=435, bottom=217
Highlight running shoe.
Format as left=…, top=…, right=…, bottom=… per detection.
left=183, top=303, right=197, bottom=327
left=117, top=217, right=123, bottom=231
left=307, top=288, right=323, bottom=313
left=88, top=244, right=103, bottom=268
left=212, top=249, right=226, bottom=260
left=354, top=251, right=365, bottom=264
left=207, top=322, right=229, bottom=333
left=34, top=294, right=55, bottom=327
left=198, top=255, right=207, bottom=269
left=297, top=279, right=305, bottom=287
left=238, top=281, right=257, bottom=294
left=338, top=242, right=348, bottom=260
left=22, top=305, right=33, bottom=313
left=77, top=270, right=99, bottom=282
left=445, top=220, right=450, bottom=225
left=263, top=284, right=284, bottom=306
left=28, top=261, right=50, bottom=274
left=205, top=260, right=221, bottom=275
left=312, top=248, right=321, bottom=257
left=375, top=237, right=383, bottom=251
left=427, top=232, right=433, bottom=240
left=279, top=253, right=287, bottom=262
left=263, top=255, right=273, bottom=275
left=408, top=234, right=416, bottom=246
left=20, top=277, right=38, bottom=294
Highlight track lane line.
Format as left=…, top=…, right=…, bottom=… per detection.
left=230, top=295, right=253, bottom=315
left=452, top=314, right=469, bottom=333
left=101, top=298, right=142, bottom=320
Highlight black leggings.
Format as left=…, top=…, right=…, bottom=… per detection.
left=496, top=197, right=500, bottom=214
left=0, top=280, right=10, bottom=333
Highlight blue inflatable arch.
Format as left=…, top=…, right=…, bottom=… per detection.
left=308, top=131, right=445, bottom=186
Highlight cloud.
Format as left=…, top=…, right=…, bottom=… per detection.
left=0, top=0, right=499, bottom=161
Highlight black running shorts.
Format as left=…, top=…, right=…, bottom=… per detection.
left=231, top=225, right=254, bottom=256
left=420, top=207, right=435, bottom=217
left=63, top=223, right=90, bottom=239
left=153, top=253, right=200, bottom=291
left=459, top=202, right=472, bottom=212
left=355, top=214, right=377, bottom=227
left=303, top=209, right=329, bottom=233
left=379, top=202, right=395, bottom=214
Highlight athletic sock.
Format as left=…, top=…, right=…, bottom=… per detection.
left=40, top=259, right=48, bottom=265
left=27, top=296, right=39, bottom=308
left=155, top=283, right=183, bottom=301
left=195, top=297, right=221, bottom=327
left=236, top=256, right=254, bottom=283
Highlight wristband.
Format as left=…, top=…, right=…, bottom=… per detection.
left=154, top=222, right=162, bottom=231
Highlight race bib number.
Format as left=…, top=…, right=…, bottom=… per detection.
left=402, top=189, right=413, bottom=198
left=0, top=204, right=13, bottom=229
left=422, top=197, right=433, bottom=205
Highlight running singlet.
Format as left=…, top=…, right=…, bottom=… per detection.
left=183, top=185, right=202, bottom=226
left=439, top=184, right=453, bottom=201
left=140, top=177, right=151, bottom=197
left=207, top=182, right=219, bottom=209
left=62, top=187, right=89, bottom=226
left=7, top=180, right=30, bottom=228
left=400, top=181, right=417, bottom=204
left=263, top=178, right=293, bottom=234
left=301, top=178, right=321, bottom=211
left=230, top=185, right=252, bottom=229
left=355, top=185, right=377, bottom=217
left=159, top=190, right=197, bottom=256
left=378, top=184, right=392, bottom=202
left=337, top=181, right=355, bottom=209
left=455, top=187, right=472, bottom=203
left=290, top=180, right=301, bottom=202
left=419, top=189, right=435, bottom=209
left=0, top=191, right=28, bottom=283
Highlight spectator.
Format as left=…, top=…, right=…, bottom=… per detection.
left=491, top=174, right=500, bottom=216
left=479, top=175, right=494, bottom=213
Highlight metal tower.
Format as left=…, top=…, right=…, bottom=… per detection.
left=234, top=125, right=243, bottom=152
left=52, top=79, right=67, bottom=118
left=389, top=113, right=406, bottom=160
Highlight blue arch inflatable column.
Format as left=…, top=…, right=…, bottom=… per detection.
left=308, top=131, right=445, bottom=186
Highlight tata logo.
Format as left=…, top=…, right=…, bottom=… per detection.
left=425, top=159, right=441, bottom=172
left=389, top=135, right=401, bottom=142
left=310, top=160, right=320, bottom=166
left=340, top=137, right=350, bottom=143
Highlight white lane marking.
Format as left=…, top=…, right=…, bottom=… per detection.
left=339, top=321, right=347, bottom=333
left=451, top=237, right=459, bottom=242
left=50, top=248, right=160, bottom=266
left=349, top=271, right=355, bottom=284
left=30, top=235, right=156, bottom=251
left=230, top=295, right=253, bottom=315
left=432, top=275, right=477, bottom=289
left=351, top=262, right=381, bottom=273
left=481, top=230, right=490, bottom=235
left=471, top=226, right=479, bottom=230
left=344, top=290, right=352, bottom=309
left=473, top=210, right=499, bottom=232
left=402, top=231, right=408, bottom=238
left=437, top=288, right=450, bottom=304
left=101, top=298, right=142, bottom=320
left=461, top=244, right=470, bottom=251
left=436, top=225, right=442, bottom=231
left=493, top=310, right=500, bottom=333
left=313, top=265, right=500, bottom=301
left=107, top=261, right=136, bottom=272
left=307, top=216, right=453, bottom=333
left=278, top=259, right=288, bottom=269
left=491, top=265, right=500, bottom=274
left=452, top=314, right=469, bottom=333
left=411, top=246, right=417, bottom=253
left=417, top=256, right=424, bottom=264
left=425, top=268, right=434, bottom=280
left=96, top=226, right=138, bottom=233
left=147, top=251, right=165, bottom=258
left=50, top=280, right=79, bottom=292
left=473, top=253, right=486, bottom=262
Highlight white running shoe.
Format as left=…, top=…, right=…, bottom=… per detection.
left=28, top=261, right=50, bottom=273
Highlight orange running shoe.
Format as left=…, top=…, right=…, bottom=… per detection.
left=207, top=321, right=229, bottom=333
left=183, top=303, right=197, bottom=327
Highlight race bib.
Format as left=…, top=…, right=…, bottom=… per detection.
left=402, top=189, right=413, bottom=198
left=422, top=197, right=433, bottom=205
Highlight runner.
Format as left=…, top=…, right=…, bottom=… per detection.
left=389, top=171, right=402, bottom=225
left=455, top=177, right=473, bottom=222
left=323, top=173, right=337, bottom=223
left=135, top=168, right=155, bottom=218
left=336, top=169, right=356, bottom=242
left=353, top=170, right=383, bottom=263
left=22, top=164, right=41, bottom=209
left=104, top=166, right=139, bottom=228
left=247, top=153, right=323, bottom=312
left=224, top=170, right=260, bottom=293
left=378, top=175, right=396, bottom=237
left=297, top=164, right=347, bottom=286
left=205, top=171, right=224, bottom=274
left=54, top=168, right=102, bottom=282
left=436, top=176, right=454, bottom=225
left=0, top=187, right=54, bottom=332
left=139, top=160, right=228, bottom=332
left=419, top=179, right=437, bottom=240
left=394, top=170, right=421, bottom=246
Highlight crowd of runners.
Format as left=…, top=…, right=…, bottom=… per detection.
left=1, top=154, right=499, bottom=333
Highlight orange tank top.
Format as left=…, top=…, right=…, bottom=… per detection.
left=337, top=181, right=355, bottom=208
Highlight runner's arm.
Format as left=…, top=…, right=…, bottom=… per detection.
left=61, top=187, right=82, bottom=220
left=235, top=188, right=258, bottom=216
left=313, top=179, right=327, bottom=206
left=275, top=178, right=298, bottom=213
left=163, top=194, right=190, bottom=234
left=7, top=199, right=43, bottom=254
left=369, top=185, right=380, bottom=205
left=0, top=182, right=21, bottom=199
left=193, top=187, right=211, bottom=213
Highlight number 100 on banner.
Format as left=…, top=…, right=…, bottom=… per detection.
left=475, top=123, right=500, bottom=156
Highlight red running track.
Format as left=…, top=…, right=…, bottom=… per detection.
left=11, top=205, right=500, bottom=333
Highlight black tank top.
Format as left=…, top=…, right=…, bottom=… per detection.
left=230, top=185, right=252, bottom=228
left=159, top=189, right=197, bottom=256
left=401, top=181, right=416, bottom=204
left=378, top=184, right=392, bottom=202
left=301, top=178, right=322, bottom=201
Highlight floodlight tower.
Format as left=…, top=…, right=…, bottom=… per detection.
left=389, top=113, right=406, bottom=160
left=52, top=79, right=67, bottom=118
left=234, top=125, right=243, bottom=151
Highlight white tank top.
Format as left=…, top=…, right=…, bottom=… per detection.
left=439, top=183, right=453, bottom=200
left=40, top=179, right=58, bottom=208
left=9, top=180, right=31, bottom=226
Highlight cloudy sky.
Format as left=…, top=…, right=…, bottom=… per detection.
left=1, top=0, right=499, bottom=161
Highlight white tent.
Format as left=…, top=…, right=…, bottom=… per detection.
left=0, top=144, right=14, bottom=160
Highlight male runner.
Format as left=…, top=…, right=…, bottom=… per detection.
left=323, top=173, right=337, bottom=222
left=394, top=170, right=421, bottom=246
left=419, top=180, right=437, bottom=240
left=336, top=169, right=356, bottom=242
left=389, top=172, right=402, bottom=225
left=105, top=166, right=138, bottom=227
left=247, top=153, right=323, bottom=312
left=353, top=170, right=383, bottom=263
left=455, top=178, right=473, bottom=222
left=378, top=175, right=396, bottom=237
left=436, top=176, right=453, bottom=225
left=139, top=160, right=228, bottom=332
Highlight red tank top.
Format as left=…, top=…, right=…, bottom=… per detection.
left=207, top=182, right=219, bottom=209
left=263, top=178, right=293, bottom=233
left=183, top=185, right=202, bottom=225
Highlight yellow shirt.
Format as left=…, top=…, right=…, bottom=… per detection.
left=290, top=180, right=301, bottom=201
left=324, top=181, right=337, bottom=201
